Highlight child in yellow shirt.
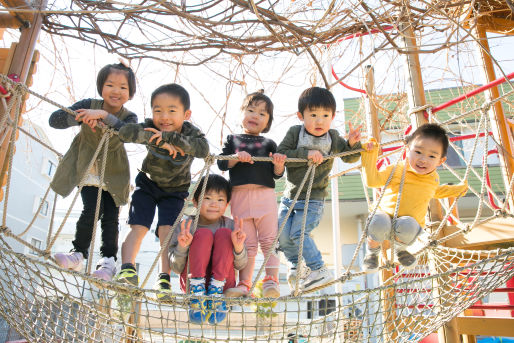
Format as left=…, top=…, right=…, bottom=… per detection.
left=361, top=123, right=467, bottom=271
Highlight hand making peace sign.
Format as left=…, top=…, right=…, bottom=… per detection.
left=231, top=216, right=246, bottom=254
left=347, top=122, right=363, bottom=147
left=177, top=219, right=193, bottom=248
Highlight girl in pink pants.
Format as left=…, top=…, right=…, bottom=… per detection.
left=218, top=91, right=286, bottom=298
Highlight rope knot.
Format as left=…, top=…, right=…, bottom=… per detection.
left=481, top=102, right=492, bottom=113
left=428, top=239, right=438, bottom=247
left=463, top=224, right=472, bottom=234
left=0, top=226, right=10, bottom=235
left=41, top=251, right=52, bottom=259
left=494, top=209, right=507, bottom=218
left=338, top=272, right=350, bottom=283
left=204, top=154, right=215, bottom=165
left=406, top=104, right=433, bottom=117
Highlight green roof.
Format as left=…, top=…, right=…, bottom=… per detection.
left=342, top=83, right=514, bottom=130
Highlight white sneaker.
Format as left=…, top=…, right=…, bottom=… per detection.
left=54, top=252, right=84, bottom=271
left=301, top=266, right=333, bottom=292
left=92, top=257, right=116, bottom=281
left=287, top=260, right=311, bottom=290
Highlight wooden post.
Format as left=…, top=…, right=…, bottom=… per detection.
left=0, top=0, right=46, bottom=201
left=363, top=63, right=397, bottom=340
left=474, top=24, right=514, bottom=208
left=400, top=21, right=461, bottom=343
left=364, top=65, right=380, bottom=142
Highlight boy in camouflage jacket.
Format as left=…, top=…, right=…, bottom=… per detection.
left=116, top=83, right=209, bottom=301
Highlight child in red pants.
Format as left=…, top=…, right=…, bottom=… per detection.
left=169, top=174, right=247, bottom=325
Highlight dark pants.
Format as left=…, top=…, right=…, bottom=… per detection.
left=72, top=186, right=119, bottom=259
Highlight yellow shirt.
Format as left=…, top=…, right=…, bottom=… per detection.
left=361, top=139, right=468, bottom=227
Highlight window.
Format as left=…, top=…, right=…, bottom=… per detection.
left=36, top=198, right=49, bottom=216
left=446, top=134, right=464, bottom=167
left=41, top=158, right=57, bottom=178
left=307, top=299, right=336, bottom=319
left=30, top=238, right=42, bottom=255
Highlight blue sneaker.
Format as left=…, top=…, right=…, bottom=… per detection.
left=206, top=284, right=227, bottom=325
left=189, top=283, right=208, bottom=324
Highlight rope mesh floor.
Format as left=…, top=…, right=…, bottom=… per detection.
left=0, top=238, right=512, bottom=342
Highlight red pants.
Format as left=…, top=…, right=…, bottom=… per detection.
left=180, top=228, right=236, bottom=293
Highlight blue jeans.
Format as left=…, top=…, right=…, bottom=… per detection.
left=278, top=197, right=324, bottom=271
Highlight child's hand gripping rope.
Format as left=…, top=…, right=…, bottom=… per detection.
left=144, top=127, right=185, bottom=158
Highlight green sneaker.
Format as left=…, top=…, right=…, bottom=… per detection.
left=155, top=277, right=174, bottom=303
left=114, top=267, right=139, bottom=317
left=115, top=267, right=139, bottom=287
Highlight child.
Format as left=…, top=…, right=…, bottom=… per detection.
left=361, top=123, right=467, bottom=271
left=116, top=83, right=209, bottom=301
left=277, top=86, right=362, bottom=292
left=169, top=174, right=247, bottom=325
left=50, top=63, right=137, bottom=281
left=217, top=91, right=286, bottom=298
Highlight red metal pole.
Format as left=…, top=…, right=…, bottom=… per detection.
left=431, top=71, right=514, bottom=114
left=508, top=276, right=514, bottom=317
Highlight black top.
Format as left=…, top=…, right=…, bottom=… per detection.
left=217, top=134, right=282, bottom=188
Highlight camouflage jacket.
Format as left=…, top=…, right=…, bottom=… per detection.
left=118, top=119, right=209, bottom=192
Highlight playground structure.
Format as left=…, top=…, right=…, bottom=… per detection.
left=0, top=0, right=512, bottom=342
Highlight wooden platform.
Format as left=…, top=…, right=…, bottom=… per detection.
left=456, top=316, right=514, bottom=336
left=442, top=217, right=514, bottom=249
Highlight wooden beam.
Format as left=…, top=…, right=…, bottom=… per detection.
left=474, top=25, right=514, bottom=208
left=0, top=0, right=46, bottom=202
left=0, top=0, right=34, bottom=23
left=442, top=218, right=514, bottom=249
left=0, top=13, right=24, bottom=28
left=456, top=316, right=514, bottom=336
left=463, top=15, right=514, bottom=35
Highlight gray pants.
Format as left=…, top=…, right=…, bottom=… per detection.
left=367, top=211, right=421, bottom=246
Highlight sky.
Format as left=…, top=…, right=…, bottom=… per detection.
left=2, top=24, right=513, bottom=212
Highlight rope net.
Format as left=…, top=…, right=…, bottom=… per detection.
left=0, top=239, right=512, bottom=342
left=0, top=67, right=513, bottom=342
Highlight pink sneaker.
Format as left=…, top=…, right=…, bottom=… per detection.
left=92, top=257, right=116, bottom=281
left=262, top=275, right=280, bottom=298
left=224, top=281, right=251, bottom=297
left=54, top=252, right=84, bottom=271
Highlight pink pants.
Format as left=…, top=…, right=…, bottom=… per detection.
left=179, top=228, right=236, bottom=293
left=230, top=185, right=280, bottom=284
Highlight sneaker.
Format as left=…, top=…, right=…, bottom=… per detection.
left=189, top=282, right=208, bottom=325
left=301, top=266, right=333, bottom=292
left=92, top=257, right=116, bottom=281
left=363, top=252, right=379, bottom=272
left=262, top=276, right=280, bottom=298
left=115, top=267, right=139, bottom=287
left=287, top=261, right=311, bottom=290
left=54, top=252, right=84, bottom=271
left=396, top=250, right=417, bottom=268
left=155, top=278, right=174, bottom=303
left=206, top=283, right=227, bottom=325
left=224, top=281, right=251, bottom=298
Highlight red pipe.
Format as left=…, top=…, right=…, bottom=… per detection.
left=331, top=66, right=366, bottom=94
left=485, top=149, right=501, bottom=210
left=507, top=277, right=514, bottom=317
left=469, top=304, right=514, bottom=310
left=336, top=25, right=395, bottom=43
left=431, top=71, right=514, bottom=114
left=380, top=132, right=492, bottom=156
left=332, top=25, right=395, bottom=94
